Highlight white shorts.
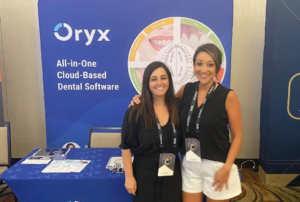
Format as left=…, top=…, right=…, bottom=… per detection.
left=181, top=156, right=242, bottom=200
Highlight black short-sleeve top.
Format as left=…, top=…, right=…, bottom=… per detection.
left=180, top=81, right=232, bottom=163
left=120, top=99, right=182, bottom=164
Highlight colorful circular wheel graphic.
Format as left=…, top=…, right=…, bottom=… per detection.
left=128, top=17, right=226, bottom=94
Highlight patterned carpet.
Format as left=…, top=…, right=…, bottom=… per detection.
left=0, top=184, right=15, bottom=202
left=232, top=183, right=300, bottom=202
left=1, top=168, right=299, bottom=202
left=232, top=168, right=300, bottom=202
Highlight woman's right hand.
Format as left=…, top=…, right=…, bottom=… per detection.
left=129, top=95, right=141, bottom=107
left=125, top=176, right=137, bottom=195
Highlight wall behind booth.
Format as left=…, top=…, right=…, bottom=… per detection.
left=231, top=0, right=266, bottom=159
left=0, top=0, right=266, bottom=159
left=0, top=0, right=47, bottom=158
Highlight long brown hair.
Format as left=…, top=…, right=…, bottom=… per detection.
left=129, top=61, right=179, bottom=129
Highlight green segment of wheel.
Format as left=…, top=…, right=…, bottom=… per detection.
left=181, top=18, right=210, bottom=34
left=209, top=34, right=225, bottom=62
left=129, top=68, right=142, bottom=93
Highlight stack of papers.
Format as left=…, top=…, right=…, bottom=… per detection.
left=34, top=148, right=70, bottom=157
left=41, top=160, right=91, bottom=173
left=22, top=148, right=70, bottom=165
left=22, top=156, right=52, bottom=165
left=106, top=157, right=124, bottom=169
left=106, top=157, right=133, bottom=173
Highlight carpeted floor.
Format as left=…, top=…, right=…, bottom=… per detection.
left=0, top=184, right=15, bottom=202
left=1, top=168, right=300, bottom=202
left=232, top=168, right=300, bottom=202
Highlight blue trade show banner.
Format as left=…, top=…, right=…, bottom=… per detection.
left=38, top=0, right=233, bottom=148
left=260, top=0, right=300, bottom=186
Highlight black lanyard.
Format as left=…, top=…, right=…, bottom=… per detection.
left=155, top=114, right=177, bottom=153
left=186, top=82, right=215, bottom=139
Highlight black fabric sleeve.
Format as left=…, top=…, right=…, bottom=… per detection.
left=119, top=107, right=139, bottom=150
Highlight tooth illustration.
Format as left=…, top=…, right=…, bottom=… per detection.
left=167, top=40, right=172, bottom=45
left=189, top=34, right=200, bottom=50
left=135, top=68, right=145, bottom=84
left=158, top=40, right=162, bottom=46
left=181, top=33, right=189, bottom=45
left=199, top=34, right=210, bottom=46
left=154, top=40, right=157, bottom=45
left=162, top=40, right=167, bottom=46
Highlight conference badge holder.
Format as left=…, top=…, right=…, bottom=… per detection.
left=185, top=138, right=201, bottom=162
left=158, top=153, right=175, bottom=177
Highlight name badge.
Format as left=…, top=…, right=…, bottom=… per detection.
left=185, top=138, right=201, bottom=162
left=158, top=153, right=175, bottom=177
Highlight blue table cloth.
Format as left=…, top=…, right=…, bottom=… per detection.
left=2, top=148, right=132, bottom=202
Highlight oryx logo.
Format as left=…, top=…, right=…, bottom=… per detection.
left=162, top=155, right=173, bottom=166
left=187, top=139, right=197, bottom=151
left=54, top=23, right=72, bottom=41
left=54, top=23, right=110, bottom=46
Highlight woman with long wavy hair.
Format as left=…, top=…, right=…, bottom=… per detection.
left=120, top=61, right=182, bottom=202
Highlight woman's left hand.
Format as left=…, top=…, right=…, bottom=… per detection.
left=212, top=164, right=232, bottom=192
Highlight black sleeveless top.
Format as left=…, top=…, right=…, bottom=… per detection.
left=180, top=81, right=231, bottom=163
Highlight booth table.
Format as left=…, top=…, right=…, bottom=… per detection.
left=1, top=148, right=132, bottom=202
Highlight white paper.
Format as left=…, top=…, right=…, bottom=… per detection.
left=21, top=153, right=53, bottom=165
left=41, top=160, right=91, bottom=173
left=33, top=148, right=70, bottom=157
left=22, top=148, right=70, bottom=165
left=22, top=158, right=52, bottom=165
left=66, top=160, right=91, bottom=173
left=41, top=160, right=67, bottom=173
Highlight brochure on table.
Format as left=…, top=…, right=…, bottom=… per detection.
left=33, top=148, right=70, bottom=157
left=106, top=157, right=133, bottom=170
left=22, top=148, right=70, bottom=164
left=42, top=160, right=91, bottom=173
